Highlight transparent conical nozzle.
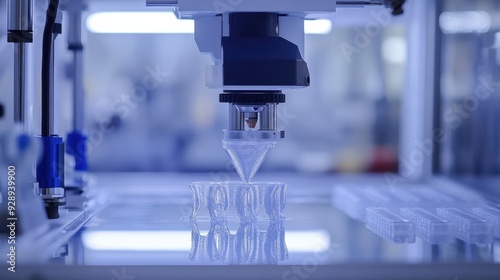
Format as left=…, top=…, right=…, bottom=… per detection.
left=223, top=140, right=276, bottom=183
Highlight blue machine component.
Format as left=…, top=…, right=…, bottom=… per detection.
left=17, top=133, right=31, bottom=151
left=66, top=131, right=88, bottom=171
left=222, top=13, right=310, bottom=87
left=36, top=135, right=65, bottom=219
left=222, top=36, right=309, bottom=86
left=36, top=136, right=64, bottom=189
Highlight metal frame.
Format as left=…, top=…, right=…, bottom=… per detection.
left=400, top=0, right=441, bottom=181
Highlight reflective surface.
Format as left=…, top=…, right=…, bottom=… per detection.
left=37, top=173, right=500, bottom=266
left=189, top=221, right=288, bottom=264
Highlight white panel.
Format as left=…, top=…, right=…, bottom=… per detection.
left=176, top=0, right=336, bottom=19
left=195, top=16, right=222, bottom=62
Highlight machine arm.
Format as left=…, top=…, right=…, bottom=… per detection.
left=146, top=0, right=406, bottom=182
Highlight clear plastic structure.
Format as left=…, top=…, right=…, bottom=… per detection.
left=222, top=140, right=276, bottom=183
left=436, top=208, right=493, bottom=244
left=400, top=208, right=455, bottom=244
left=332, top=186, right=393, bottom=221
left=189, top=220, right=288, bottom=264
left=365, top=208, right=416, bottom=243
left=189, top=181, right=287, bottom=221
left=472, top=207, right=500, bottom=238
left=332, top=183, right=491, bottom=244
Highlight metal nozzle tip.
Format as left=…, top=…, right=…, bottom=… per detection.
left=246, top=118, right=258, bottom=129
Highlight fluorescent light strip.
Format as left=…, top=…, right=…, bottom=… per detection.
left=83, top=231, right=191, bottom=251
left=86, top=12, right=332, bottom=35
left=305, top=19, right=332, bottom=35
left=82, top=230, right=330, bottom=252
left=440, top=11, right=491, bottom=34
left=286, top=230, right=331, bottom=252
left=87, top=12, right=194, bottom=34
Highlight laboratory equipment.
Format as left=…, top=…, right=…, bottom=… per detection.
left=400, top=208, right=456, bottom=244
left=365, top=207, right=416, bottom=243
left=36, top=0, right=66, bottom=219
left=5, top=0, right=67, bottom=219
left=7, top=0, right=32, bottom=129
left=473, top=207, right=500, bottom=239
left=63, top=0, right=89, bottom=185
left=148, top=0, right=406, bottom=182
left=189, top=181, right=287, bottom=221
left=332, top=182, right=496, bottom=244
left=436, top=208, right=493, bottom=244
left=190, top=220, right=288, bottom=264
left=3, top=0, right=500, bottom=279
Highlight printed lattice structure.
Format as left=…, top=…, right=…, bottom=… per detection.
left=332, top=183, right=497, bottom=244
left=189, top=220, right=288, bottom=264
left=189, top=182, right=287, bottom=221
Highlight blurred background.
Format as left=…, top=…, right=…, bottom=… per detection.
left=0, top=0, right=498, bottom=177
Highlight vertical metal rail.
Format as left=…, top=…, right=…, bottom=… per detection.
left=400, top=0, right=440, bottom=181
left=7, top=0, right=33, bottom=130
left=64, top=0, right=89, bottom=173
left=431, top=0, right=444, bottom=174
left=13, top=43, right=26, bottom=124
left=69, top=10, right=84, bottom=132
